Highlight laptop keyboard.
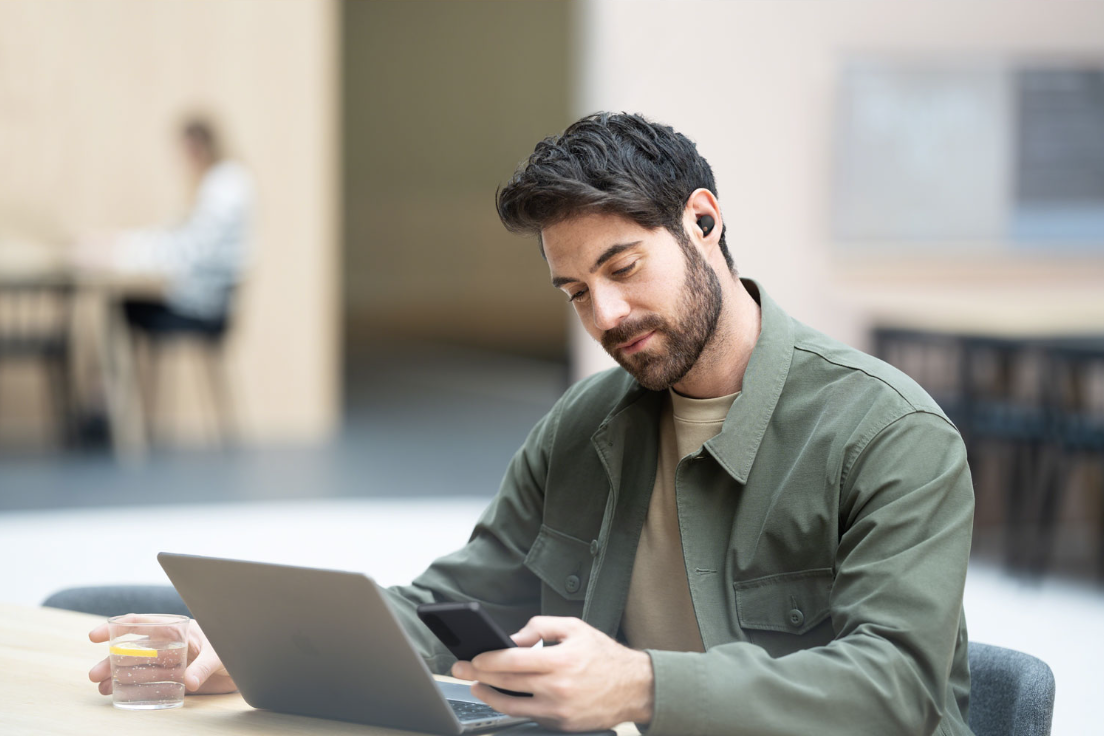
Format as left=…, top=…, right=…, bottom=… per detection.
left=448, top=699, right=507, bottom=723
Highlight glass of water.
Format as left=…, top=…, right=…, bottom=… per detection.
left=108, top=614, right=190, bottom=710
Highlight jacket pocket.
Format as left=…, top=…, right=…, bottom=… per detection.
left=524, top=524, right=592, bottom=601
left=733, top=568, right=833, bottom=635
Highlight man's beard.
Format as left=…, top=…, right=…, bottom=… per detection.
left=600, top=240, right=723, bottom=391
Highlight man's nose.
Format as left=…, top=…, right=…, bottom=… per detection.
left=591, top=287, right=630, bottom=332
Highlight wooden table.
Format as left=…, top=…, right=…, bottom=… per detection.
left=0, top=603, right=638, bottom=735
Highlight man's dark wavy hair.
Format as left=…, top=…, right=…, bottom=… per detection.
left=496, top=112, right=733, bottom=272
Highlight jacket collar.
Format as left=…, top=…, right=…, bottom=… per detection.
left=703, top=279, right=793, bottom=483
left=594, top=278, right=794, bottom=486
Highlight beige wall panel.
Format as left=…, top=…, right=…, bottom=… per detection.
left=572, top=0, right=1104, bottom=379
left=0, top=0, right=339, bottom=444
left=343, top=0, right=571, bottom=360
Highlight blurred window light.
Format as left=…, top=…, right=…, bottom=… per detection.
left=832, top=60, right=1104, bottom=251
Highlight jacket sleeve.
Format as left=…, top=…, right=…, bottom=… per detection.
left=646, top=411, right=974, bottom=736
left=381, top=402, right=560, bottom=674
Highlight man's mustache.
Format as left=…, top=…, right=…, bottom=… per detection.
left=601, top=315, right=667, bottom=353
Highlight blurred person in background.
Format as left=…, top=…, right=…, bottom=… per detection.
left=87, top=113, right=973, bottom=736
left=77, top=116, right=254, bottom=335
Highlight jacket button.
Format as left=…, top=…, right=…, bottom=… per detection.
left=565, top=575, right=581, bottom=594
left=788, top=608, right=804, bottom=628
left=589, top=540, right=600, bottom=556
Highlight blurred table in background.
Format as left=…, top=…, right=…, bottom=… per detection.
left=0, top=241, right=165, bottom=462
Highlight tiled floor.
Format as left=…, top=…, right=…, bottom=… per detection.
left=1, top=343, right=1098, bottom=734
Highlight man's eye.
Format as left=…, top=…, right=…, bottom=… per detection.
left=569, top=288, right=589, bottom=303
left=611, top=261, right=637, bottom=277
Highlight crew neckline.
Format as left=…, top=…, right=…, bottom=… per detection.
left=668, top=388, right=740, bottom=424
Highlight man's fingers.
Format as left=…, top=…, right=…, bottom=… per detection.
left=471, top=670, right=540, bottom=696
left=470, top=645, right=555, bottom=674
left=113, top=663, right=184, bottom=686
left=473, top=616, right=583, bottom=672
left=470, top=682, right=549, bottom=720
left=88, top=657, right=111, bottom=683
left=510, top=628, right=541, bottom=647
left=513, top=616, right=580, bottom=645
left=88, top=624, right=109, bottom=643
left=98, top=678, right=113, bottom=696
left=185, top=656, right=211, bottom=692
left=184, top=644, right=224, bottom=692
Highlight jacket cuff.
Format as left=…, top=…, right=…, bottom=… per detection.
left=644, top=649, right=707, bottom=736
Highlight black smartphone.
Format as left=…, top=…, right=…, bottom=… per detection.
left=416, top=601, right=532, bottom=697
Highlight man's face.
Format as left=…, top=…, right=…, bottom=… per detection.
left=181, top=137, right=213, bottom=175
left=543, top=213, right=723, bottom=391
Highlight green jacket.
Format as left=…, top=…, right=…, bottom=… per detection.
left=387, top=280, right=974, bottom=736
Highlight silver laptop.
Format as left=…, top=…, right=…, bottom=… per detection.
left=157, top=552, right=536, bottom=734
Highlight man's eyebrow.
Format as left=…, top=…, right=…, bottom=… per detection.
left=550, top=241, right=641, bottom=288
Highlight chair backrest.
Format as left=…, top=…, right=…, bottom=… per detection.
left=969, top=642, right=1056, bottom=736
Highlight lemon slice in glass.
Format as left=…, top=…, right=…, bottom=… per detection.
left=110, top=644, right=158, bottom=657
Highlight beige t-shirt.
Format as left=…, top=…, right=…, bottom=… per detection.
left=621, top=388, right=740, bottom=652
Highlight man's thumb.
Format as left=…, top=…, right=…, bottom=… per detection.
left=510, top=624, right=542, bottom=647
left=185, top=657, right=211, bottom=691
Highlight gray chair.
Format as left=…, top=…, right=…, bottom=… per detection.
left=41, top=585, right=190, bottom=618
left=969, top=642, right=1056, bottom=736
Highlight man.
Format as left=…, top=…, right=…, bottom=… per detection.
left=89, top=113, right=974, bottom=735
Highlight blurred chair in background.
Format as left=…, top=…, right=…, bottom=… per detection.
left=968, top=642, right=1056, bottom=736
left=126, top=286, right=237, bottom=445
left=0, top=275, right=77, bottom=448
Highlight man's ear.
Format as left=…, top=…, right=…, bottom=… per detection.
left=684, top=188, right=723, bottom=247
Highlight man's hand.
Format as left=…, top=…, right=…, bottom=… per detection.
left=451, top=616, right=654, bottom=732
left=88, top=617, right=237, bottom=696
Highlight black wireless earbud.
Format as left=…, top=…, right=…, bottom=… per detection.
left=697, top=215, right=715, bottom=237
